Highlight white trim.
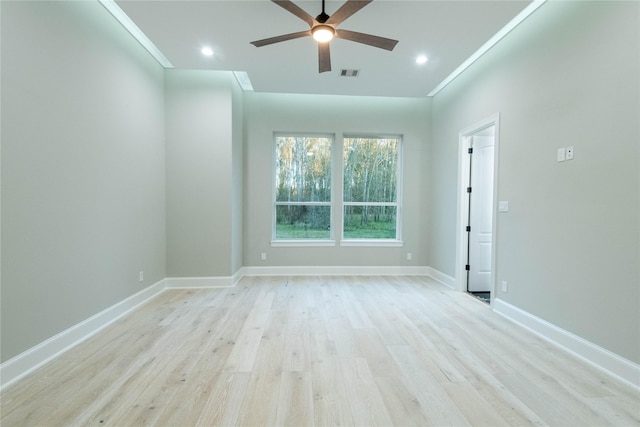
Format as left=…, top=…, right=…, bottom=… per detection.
left=164, top=276, right=239, bottom=289
left=455, top=114, right=501, bottom=294
left=493, top=298, right=640, bottom=390
left=428, top=0, right=547, bottom=96
left=242, top=265, right=430, bottom=277
left=97, top=0, right=173, bottom=68
left=425, top=267, right=456, bottom=289
left=271, top=240, right=337, bottom=247
left=232, top=71, right=254, bottom=91
left=339, top=240, right=403, bottom=247
left=0, top=279, right=167, bottom=391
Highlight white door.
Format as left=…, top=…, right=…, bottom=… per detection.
left=467, top=131, right=494, bottom=292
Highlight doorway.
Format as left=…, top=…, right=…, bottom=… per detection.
left=455, top=115, right=499, bottom=304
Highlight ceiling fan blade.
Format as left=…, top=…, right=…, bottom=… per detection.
left=318, top=42, right=331, bottom=73
left=250, top=30, right=311, bottom=47
left=326, top=0, right=372, bottom=26
left=335, top=29, right=398, bottom=51
left=272, top=0, right=318, bottom=27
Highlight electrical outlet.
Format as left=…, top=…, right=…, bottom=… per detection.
left=407, top=252, right=412, bottom=261
left=501, top=281, right=507, bottom=292
left=261, top=253, right=267, bottom=261
left=566, top=146, right=574, bottom=160
left=139, top=271, right=144, bottom=283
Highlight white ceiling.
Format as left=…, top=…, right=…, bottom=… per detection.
left=115, top=0, right=533, bottom=98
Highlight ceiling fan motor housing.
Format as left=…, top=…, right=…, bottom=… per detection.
left=316, top=11, right=330, bottom=23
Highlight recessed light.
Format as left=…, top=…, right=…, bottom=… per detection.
left=201, top=47, right=214, bottom=56
left=416, top=55, right=428, bottom=64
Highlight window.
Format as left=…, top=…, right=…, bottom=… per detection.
left=272, top=133, right=402, bottom=245
left=274, top=134, right=332, bottom=240
left=343, top=136, right=401, bottom=240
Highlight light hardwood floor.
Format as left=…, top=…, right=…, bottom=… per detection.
left=1, top=275, right=638, bottom=426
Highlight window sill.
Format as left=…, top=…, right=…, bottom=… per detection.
left=270, top=239, right=404, bottom=248
left=271, top=240, right=337, bottom=248
left=340, top=239, right=404, bottom=247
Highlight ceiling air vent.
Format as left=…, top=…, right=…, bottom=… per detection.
left=340, top=69, right=360, bottom=77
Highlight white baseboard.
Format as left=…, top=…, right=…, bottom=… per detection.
left=10, top=270, right=634, bottom=396
left=0, top=279, right=167, bottom=391
left=425, top=267, right=456, bottom=289
left=165, top=276, right=236, bottom=289
left=241, top=265, right=430, bottom=276
left=493, top=298, right=640, bottom=390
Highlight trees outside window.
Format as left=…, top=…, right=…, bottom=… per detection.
left=274, top=135, right=332, bottom=239
left=343, top=136, right=400, bottom=240
left=273, top=133, right=401, bottom=243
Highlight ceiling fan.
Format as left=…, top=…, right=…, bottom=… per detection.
left=250, top=0, right=399, bottom=73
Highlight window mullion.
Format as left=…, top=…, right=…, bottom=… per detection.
left=334, top=134, right=344, bottom=241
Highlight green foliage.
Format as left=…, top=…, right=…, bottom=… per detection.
left=343, top=212, right=396, bottom=239
left=276, top=223, right=330, bottom=239
left=276, top=205, right=330, bottom=227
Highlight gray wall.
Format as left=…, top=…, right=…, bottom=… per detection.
left=231, top=80, right=244, bottom=274
left=428, top=1, right=639, bottom=363
left=243, top=92, right=430, bottom=267
left=1, top=1, right=166, bottom=362
left=165, top=70, right=242, bottom=278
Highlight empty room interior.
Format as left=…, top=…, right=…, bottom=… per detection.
left=1, top=0, right=639, bottom=425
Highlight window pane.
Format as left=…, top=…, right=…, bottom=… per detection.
left=343, top=137, right=398, bottom=203
left=343, top=205, right=397, bottom=239
left=276, top=205, right=331, bottom=239
left=275, top=136, right=332, bottom=203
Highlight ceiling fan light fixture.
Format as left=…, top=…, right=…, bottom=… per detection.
left=312, top=25, right=335, bottom=43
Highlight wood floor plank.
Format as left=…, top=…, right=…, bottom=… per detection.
left=2, top=275, right=638, bottom=427
left=194, top=373, right=251, bottom=427
left=235, top=371, right=281, bottom=426
left=310, top=356, right=355, bottom=427
left=495, top=372, right=588, bottom=426
left=373, top=375, right=432, bottom=426
left=282, top=318, right=310, bottom=372
left=223, top=287, right=275, bottom=373
left=339, top=357, right=394, bottom=426
left=387, top=345, right=472, bottom=426
left=441, top=380, right=511, bottom=426
left=274, top=371, right=314, bottom=426
left=353, top=327, right=403, bottom=377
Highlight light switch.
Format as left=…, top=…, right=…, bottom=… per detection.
left=499, top=201, right=509, bottom=212
left=557, top=148, right=566, bottom=162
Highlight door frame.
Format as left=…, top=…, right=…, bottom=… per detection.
left=455, top=114, right=500, bottom=303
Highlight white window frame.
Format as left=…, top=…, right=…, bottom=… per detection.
left=271, top=132, right=336, bottom=247
left=340, top=134, right=403, bottom=247
left=270, top=132, right=403, bottom=248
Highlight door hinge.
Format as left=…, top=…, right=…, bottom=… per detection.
left=465, top=264, right=471, bottom=271
left=466, top=226, right=471, bottom=232
left=467, top=187, right=472, bottom=193
left=468, top=147, right=473, bottom=154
